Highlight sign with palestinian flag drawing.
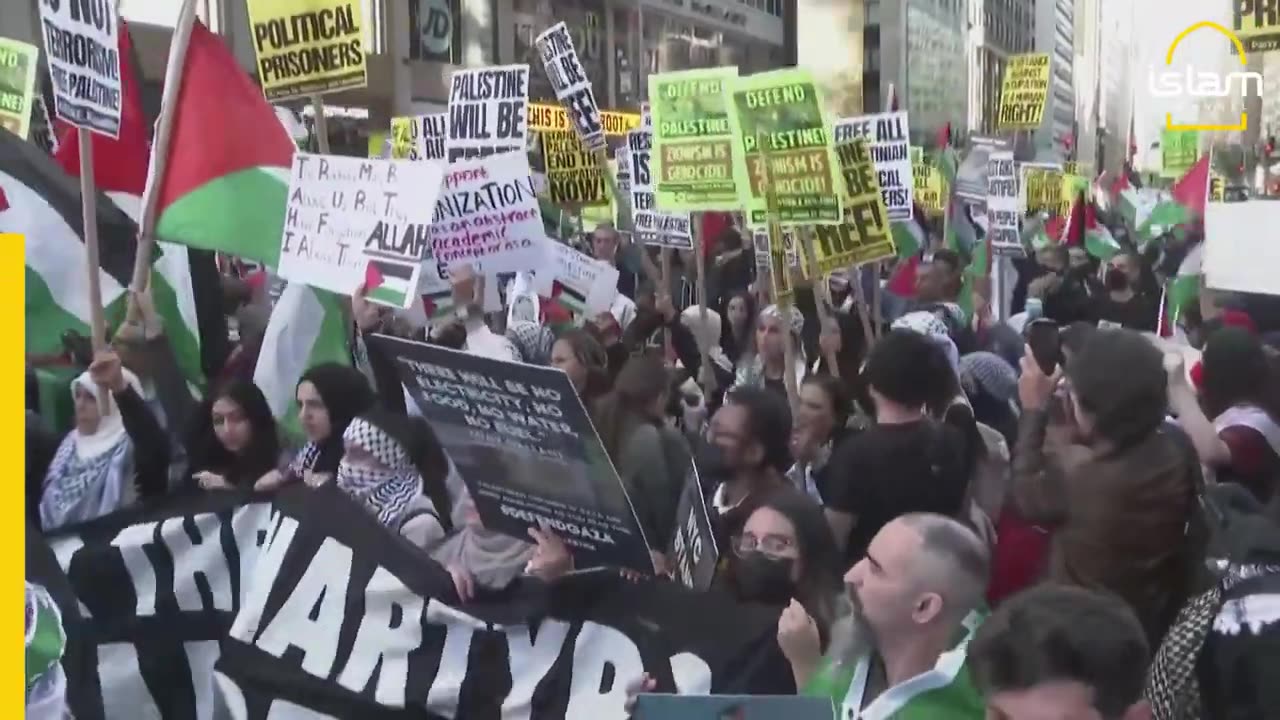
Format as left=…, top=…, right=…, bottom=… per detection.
left=0, top=38, right=39, bottom=140
left=532, top=239, right=619, bottom=316
left=277, top=153, right=446, bottom=307
left=245, top=0, right=368, bottom=101
left=37, top=0, right=123, bottom=137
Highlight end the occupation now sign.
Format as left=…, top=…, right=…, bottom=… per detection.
left=37, top=0, right=123, bottom=137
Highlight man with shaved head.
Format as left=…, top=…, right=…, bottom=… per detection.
left=787, top=513, right=988, bottom=718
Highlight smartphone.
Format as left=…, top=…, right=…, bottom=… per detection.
left=1026, top=319, right=1061, bottom=375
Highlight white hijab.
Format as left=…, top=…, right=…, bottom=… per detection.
left=69, top=367, right=143, bottom=460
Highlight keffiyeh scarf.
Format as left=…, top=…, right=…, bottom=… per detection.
left=336, top=418, right=423, bottom=529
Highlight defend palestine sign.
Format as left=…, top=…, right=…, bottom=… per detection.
left=446, top=64, right=530, bottom=162
left=0, top=39, right=39, bottom=139
left=245, top=0, right=367, bottom=101
left=33, top=489, right=791, bottom=719
left=833, top=110, right=914, bottom=221
left=37, top=0, right=123, bottom=137
left=534, top=22, right=606, bottom=151
left=648, top=66, right=746, bottom=212
left=985, top=151, right=1021, bottom=255
left=731, top=68, right=844, bottom=227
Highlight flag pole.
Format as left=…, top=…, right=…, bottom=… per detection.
left=311, top=95, right=331, bottom=153
left=131, top=0, right=198, bottom=293
left=78, top=128, right=111, bottom=416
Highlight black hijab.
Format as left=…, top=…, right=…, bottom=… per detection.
left=298, top=363, right=376, bottom=475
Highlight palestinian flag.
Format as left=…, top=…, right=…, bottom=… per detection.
left=420, top=288, right=455, bottom=321
left=1083, top=203, right=1121, bottom=260
left=153, top=21, right=295, bottom=267
left=253, top=281, right=351, bottom=438
left=1023, top=214, right=1052, bottom=251
left=50, top=20, right=214, bottom=385
left=1059, top=191, right=1085, bottom=246
left=1135, top=155, right=1209, bottom=247
left=551, top=280, right=588, bottom=316
left=363, top=259, right=416, bottom=307
left=890, top=203, right=927, bottom=259
left=1160, top=242, right=1202, bottom=338
left=0, top=130, right=140, bottom=357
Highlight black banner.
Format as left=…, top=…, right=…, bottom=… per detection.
left=34, top=487, right=792, bottom=718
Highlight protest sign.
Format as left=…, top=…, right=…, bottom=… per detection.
left=909, top=145, right=923, bottom=163
left=752, top=229, right=772, bottom=274
left=430, top=151, right=547, bottom=273
left=997, top=53, right=1051, bottom=130
left=1234, top=4, right=1280, bottom=52
left=0, top=39, right=39, bottom=140
left=373, top=336, right=652, bottom=571
left=527, top=102, right=640, bottom=137
left=1019, top=162, right=1062, bottom=215
left=1210, top=172, right=1225, bottom=202
left=390, top=112, right=446, bottom=161
left=37, top=0, right=122, bottom=137
left=834, top=111, right=913, bottom=220
left=532, top=239, right=620, bottom=315
left=534, top=22, right=606, bottom=151
left=245, top=0, right=366, bottom=101
left=1057, top=173, right=1088, bottom=217
left=954, top=134, right=1011, bottom=202
left=446, top=64, right=530, bottom=162
left=766, top=227, right=799, bottom=300
left=668, top=466, right=718, bottom=592
left=913, top=160, right=946, bottom=214
left=812, top=136, right=895, bottom=274
left=649, top=67, right=745, bottom=212
left=628, top=125, right=694, bottom=249
left=985, top=151, right=1020, bottom=255
left=1161, top=128, right=1199, bottom=178
left=277, top=154, right=446, bottom=307
left=731, top=68, right=843, bottom=226
left=35, top=487, right=792, bottom=719
left=543, top=131, right=609, bottom=206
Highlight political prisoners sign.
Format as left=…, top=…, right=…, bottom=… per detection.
left=447, top=64, right=530, bottom=162
left=35, top=487, right=793, bottom=719
left=833, top=111, right=914, bottom=221
left=246, top=0, right=367, bottom=101
left=37, top=0, right=123, bottom=137
left=985, top=151, right=1020, bottom=255
left=373, top=336, right=654, bottom=573
left=535, top=22, right=606, bottom=151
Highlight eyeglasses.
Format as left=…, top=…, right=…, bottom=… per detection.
left=733, top=533, right=796, bottom=558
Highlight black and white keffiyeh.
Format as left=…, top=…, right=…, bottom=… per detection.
left=336, top=418, right=422, bottom=529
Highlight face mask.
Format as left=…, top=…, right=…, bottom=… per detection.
left=732, top=551, right=797, bottom=606
left=336, top=460, right=397, bottom=495
left=1104, top=268, right=1129, bottom=291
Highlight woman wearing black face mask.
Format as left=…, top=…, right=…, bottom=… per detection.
left=725, top=491, right=842, bottom=648
left=1094, top=253, right=1158, bottom=331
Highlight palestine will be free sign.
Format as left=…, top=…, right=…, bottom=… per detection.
left=998, top=53, right=1050, bottom=130
left=544, top=131, right=608, bottom=206
left=534, top=22, right=606, bottom=151
left=812, top=136, right=895, bottom=274
left=447, top=64, right=530, bottom=162
left=37, top=0, right=123, bottom=137
left=833, top=111, right=914, bottom=221
left=246, top=0, right=367, bottom=101
left=731, top=68, right=843, bottom=227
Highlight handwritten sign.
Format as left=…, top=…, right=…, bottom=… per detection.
left=834, top=111, right=914, bottom=221
left=278, top=154, right=446, bottom=307
left=534, top=22, right=605, bottom=151
left=446, top=64, right=530, bottom=162
left=430, top=151, right=547, bottom=274
left=38, top=0, right=122, bottom=137
left=532, top=240, right=619, bottom=316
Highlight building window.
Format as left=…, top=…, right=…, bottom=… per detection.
left=409, top=0, right=463, bottom=64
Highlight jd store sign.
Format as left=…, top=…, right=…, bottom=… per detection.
left=410, top=0, right=460, bottom=63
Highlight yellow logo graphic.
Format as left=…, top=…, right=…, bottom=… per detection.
left=1152, top=21, right=1262, bottom=132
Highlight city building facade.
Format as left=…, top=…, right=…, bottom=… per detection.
left=1033, top=0, right=1075, bottom=159
left=967, top=0, right=1035, bottom=135
left=866, top=0, right=968, bottom=145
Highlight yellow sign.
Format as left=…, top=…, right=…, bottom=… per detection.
left=1057, top=174, right=1088, bottom=218
left=998, top=53, right=1051, bottom=130
left=543, top=131, right=609, bottom=206
left=1210, top=172, right=1224, bottom=202
left=1234, top=3, right=1280, bottom=53
left=1021, top=165, right=1063, bottom=215
left=912, top=160, right=946, bottom=215
left=1159, top=22, right=1259, bottom=132
left=0, top=39, right=39, bottom=140
left=245, top=0, right=367, bottom=101
left=812, top=137, right=895, bottom=274
left=527, top=103, right=640, bottom=136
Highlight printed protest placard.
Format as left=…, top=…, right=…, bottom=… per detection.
left=913, top=160, right=946, bottom=215
left=527, top=102, right=640, bottom=137
left=1057, top=174, right=1088, bottom=218
left=374, top=336, right=653, bottom=572
left=833, top=111, right=914, bottom=220
left=532, top=240, right=619, bottom=316
left=245, top=0, right=367, bottom=101
left=668, top=465, right=718, bottom=592
left=534, top=22, right=606, bottom=151
left=0, top=39, right=39, bottom=140
left=998, top=53, right=1051, bottom=130
left=955, top=134, right=1011, bottom=202
left=812, top=136, right=895, bottom=274
left=986, top=151, right=1020, bottom=255
left=543, top=131, right=608, bottom=206
left=430, top=151, right=547, bottom=274
left=390, top=113, right=446, bottom=161
left=627, top=125, right=694, bottom=249
left=649, top=67, right=744, bottom=212
left=277, top=154, right=446, bottom=307
left=1019, top=163, right=1063, bottom=215
left=1161, top=129, right=1199, bottom=179
left=752, top=229, right=771, bottom=274
left=909, top=145, right=923, bottom=163
left=37, top=0, right=122, bottom=137
left=731, top=68, right=843, bottom=226
left=447, top=64, right=530, bottom=162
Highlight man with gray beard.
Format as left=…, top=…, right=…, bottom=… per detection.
left=778, top=513, right=989, bottom=718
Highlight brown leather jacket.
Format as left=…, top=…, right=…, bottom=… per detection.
left=1013, top=409, right=1199, bottom=645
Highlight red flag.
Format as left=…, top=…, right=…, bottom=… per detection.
left=1172, top=155, right=1210, bottom=219
left=54, top=20, right=150, bottom=196
left=886, top=255, right=921, bottom=296
left=1060, top=193, right=1086, bottom=246
left=935, top=122, right=951, bottom=151
left=0, top=186, right=7, bottom=213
